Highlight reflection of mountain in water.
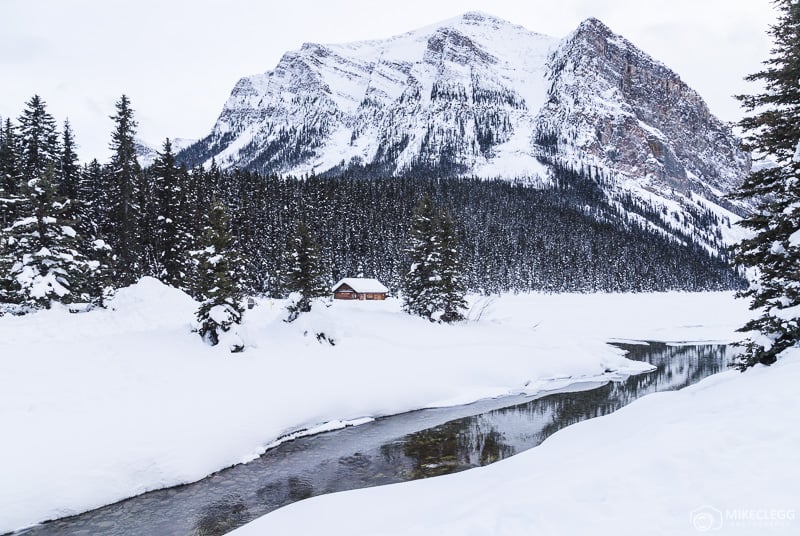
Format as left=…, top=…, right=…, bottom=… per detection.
left=19, top=343, right=732, bottom=536
left=390, top=343, right=730, bottom=476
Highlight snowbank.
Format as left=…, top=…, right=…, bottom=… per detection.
left=0, top=280, right=751, bottom=533
left=232, top=349, right=800, bottom=536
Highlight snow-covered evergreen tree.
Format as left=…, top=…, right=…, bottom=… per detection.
left=437, top=208, right=467, bottom=322
left=59, top=119, right=80, bottom=201
left=0, top=118, right=22, bottom=229
left=107, top=95, right=142, bottom=285
left=285, top=221, right=329, bottom=321
left=402, top=194, right=443, bottom=320
left=194, top=201, right=244, bottom=352
left=18, top=95, right=61, bottom=186
left=73, top=159, right=114, bottom=306
left=1, top=166, right=94, bottom=309
left=0, top=97, right=102, bottom=309
left=151, top=138, right=192, bottom=288
left=401, top=197, right=466, bottom=322
left=78, top=159, right=105, bottom=233
left=732, top=0, right=800, bottom=369
left=0, top=119, right=20, bottom=193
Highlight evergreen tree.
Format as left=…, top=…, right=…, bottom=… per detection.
left=0, top=165, right=94, bottom=308
left=59, top=119, right=80, bottom=200
left=79, top=159, right=106, bottom=231
left=137, top=159, right=159, bottom=273
left=0, top=96, right=98, bottom=309
left=17, top=95, right=61, bottom=186
left=150, top=138, right=192, bottom=287
left=194, top=201, right=244, bottom=352
left=0, top=118, right=21, bottom=228
left=732, top=0, right=800, bottom=370
left=0, top=119, right=20, bottom=195
left=402, top=194, right=443, bottom=320
left=107, top=95, right=142, bottom=285
left=77, top=159, right=114, bottom=305
left=437, top=208, right=467, bottom=322
left=285, top=221, right=329, bottom=321
left=183, top=164, right=207, bottom=249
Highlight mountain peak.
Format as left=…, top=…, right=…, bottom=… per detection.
left=409, top=11, right=529, bottom=39
left=576, top=17, right=612, bottom=32
left=568, top=17, right=625, bottom=47
left=459, top=11, right=509, bottom=24
left=449, top=11, right=534, bottom=35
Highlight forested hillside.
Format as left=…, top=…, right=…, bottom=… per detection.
left=218, top=168, right=743, bottom=295
left=0, top=95, right=743, bottom=312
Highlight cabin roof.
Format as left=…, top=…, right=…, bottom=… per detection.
left=332, top=278, right=389, bottom=294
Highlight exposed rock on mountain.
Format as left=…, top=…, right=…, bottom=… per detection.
left=535, top=18, right=748, bottom=201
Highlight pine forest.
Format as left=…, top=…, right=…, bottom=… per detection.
left=0, top=95, right=744, bottom=313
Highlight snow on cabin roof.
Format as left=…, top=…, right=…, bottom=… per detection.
left=332, top=278, right=389, bottom=294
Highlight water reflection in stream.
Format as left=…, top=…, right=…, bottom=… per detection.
left=15, top=342, right=732, bottom=536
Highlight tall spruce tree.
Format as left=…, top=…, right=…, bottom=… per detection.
left=107, top=95, right=142, bottom=285
left=0, top=118, right=21, bottom=229
left=437, top=208, right=467, bottom=322
left=17, top=95, right=61, bottom=187
left=77, top=159, right=114, bottom=305
left=79, top=159, right=106, bottom=233
left=0, top=119, right=20, bottom=195
left=194, top=201, right=244, bottom=352
left=732, top=0, right=800, bottom=369
left=402, top=194, right=443, bottom=320
left=59, top=119, right=80, bottom=200
left=285, top=221, right=329, bottom=321
left=150, top=138, right=192, bottom=287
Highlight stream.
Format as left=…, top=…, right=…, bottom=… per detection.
left=15, top=342, right=733, bottom=536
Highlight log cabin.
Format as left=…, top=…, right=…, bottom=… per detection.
left=332, top=278, right=389, bottom=300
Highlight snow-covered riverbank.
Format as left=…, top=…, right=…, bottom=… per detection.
left=232, top=348, right=800, bottom=536
left=0, top=279, right=751, bottom=533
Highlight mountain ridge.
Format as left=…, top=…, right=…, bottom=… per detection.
left=177, top=12, right=750, bottom=252
left=180, top=12, right=746, bottom=181
left=178, top=12, right=559, bottom=176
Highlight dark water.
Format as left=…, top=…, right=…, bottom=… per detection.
left=13, top=342, right=732, bottom=536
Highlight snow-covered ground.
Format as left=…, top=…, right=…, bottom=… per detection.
left=0, top=279, right=752, bottom=533
left=232, top=348, right=800, bottom=536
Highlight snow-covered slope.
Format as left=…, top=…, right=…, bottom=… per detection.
left=0, top=281, right=751, bottom=534
left=137, top=137, right=196, bottom=168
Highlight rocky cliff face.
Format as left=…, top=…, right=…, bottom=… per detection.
left=178, top=12, right=751, bottom=250
left=535, top=18, right=748, bottom=200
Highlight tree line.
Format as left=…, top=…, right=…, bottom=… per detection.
left=1, top=94, right=746, bottom=345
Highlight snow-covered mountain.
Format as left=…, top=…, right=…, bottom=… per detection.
left=137, top=137, right=197, bottom=168
left=179, top=12, right=750, bottom=249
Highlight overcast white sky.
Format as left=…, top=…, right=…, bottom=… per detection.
left=0, top=0, right=777, bottom=161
